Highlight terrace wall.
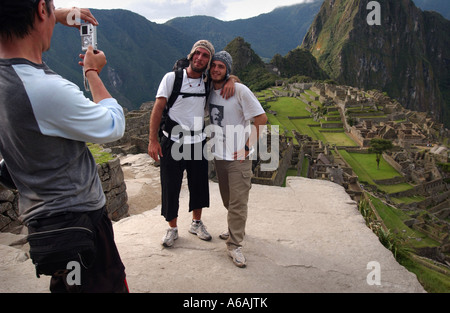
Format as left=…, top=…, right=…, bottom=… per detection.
left=0, top=157, right=129, bottom=233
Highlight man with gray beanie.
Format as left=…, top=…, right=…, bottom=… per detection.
left=208, top=51, right=267, bottom=267
left=148, top=41, right=237, bottom=248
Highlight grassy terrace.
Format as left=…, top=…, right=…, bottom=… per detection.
left=88, top=143, right=115, bottom=164
left=260, top=91, right=358, bottom=147
left=258, top=89, right=424, bottom=202
left=338, top=150, right=414, bottom=194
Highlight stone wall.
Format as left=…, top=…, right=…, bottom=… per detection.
left=104, top=103, right=152, bottom=155
left=0, top=157, right=129, bottom=233
left=98, top=157, right=129, bottom=221
left=0, top=188, right=19, bottom=232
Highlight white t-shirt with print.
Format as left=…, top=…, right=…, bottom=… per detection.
left=156, top=69, right=207, bottom=143
left=208, top=83, right=265, bottom=160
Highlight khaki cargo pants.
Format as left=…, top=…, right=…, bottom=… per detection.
left=214, top=159, right=253, bottom=249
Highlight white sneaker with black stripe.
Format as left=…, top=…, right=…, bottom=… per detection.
left=188, top=220, right=212, bottom=241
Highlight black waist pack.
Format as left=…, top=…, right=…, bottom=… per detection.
left=27, top=211, right=99, bottom=278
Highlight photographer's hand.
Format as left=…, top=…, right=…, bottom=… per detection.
left=80, top=45, right=105, bottom=73
left=79, top=46, right=111, bottom=103
left=55, top=7, right=99, bottom=28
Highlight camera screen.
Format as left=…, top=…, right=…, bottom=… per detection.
left=81, top=25, right=88, bottom=35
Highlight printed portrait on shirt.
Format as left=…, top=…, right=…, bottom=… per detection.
left=209, top=104, right=224, bottom=127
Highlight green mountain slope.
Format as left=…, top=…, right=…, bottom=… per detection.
left=301, top=0, right=450, bottom=127
left=44, top=9, right=196, bottom=110
left=165, top=1, right=323, bottom=61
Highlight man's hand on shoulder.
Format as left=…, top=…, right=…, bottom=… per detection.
left=220, top=75, right=241, bottom=100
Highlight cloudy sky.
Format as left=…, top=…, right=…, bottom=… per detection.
left=55, top=0, right=316, bottom=24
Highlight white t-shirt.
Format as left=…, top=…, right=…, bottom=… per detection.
left=208, top=83, right=265, bottom=160
left=156, top=69, right=207, bottom=143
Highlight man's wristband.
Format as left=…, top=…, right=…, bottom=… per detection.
left=84, top=68, right=99, bottom=76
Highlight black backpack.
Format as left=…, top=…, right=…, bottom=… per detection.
left=159, top=58, right=210, bottom=139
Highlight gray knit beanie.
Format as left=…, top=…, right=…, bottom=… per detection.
left=212, top=51, right=233, bottom=79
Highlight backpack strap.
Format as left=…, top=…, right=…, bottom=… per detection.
left=167, top=68, right=184, bottom=110
left=160, top=68, right=210, bottom=140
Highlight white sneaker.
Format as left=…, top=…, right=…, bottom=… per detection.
left=189, top=220, right=212, bottom=241
left=219, top=230, right=229, bottom=240
left=162, top=227, right=178, bottom=247
left=227, top=247, right=247, bottom=268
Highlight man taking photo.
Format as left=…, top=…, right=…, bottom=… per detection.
left=0, top=1, right=128, bottom=292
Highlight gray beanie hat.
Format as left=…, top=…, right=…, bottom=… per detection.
left=212, top=51, right=233, bottom=79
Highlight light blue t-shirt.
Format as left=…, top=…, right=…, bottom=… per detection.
left=0, top=58, right=125, bottom=222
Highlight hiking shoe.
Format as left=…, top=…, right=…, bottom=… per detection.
left=227, top=247, right=247, bottom=268
left=162, top=228, right=178, bottom=247
left=219, top=230, right=229, bottom=240
left=188, top=220, right=212, bottom=241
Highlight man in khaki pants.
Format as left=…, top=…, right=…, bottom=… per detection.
left=207, top=51, right=267, bottom=267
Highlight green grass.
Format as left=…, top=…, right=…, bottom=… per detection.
left=319, top=131, right=358, bottom=147
left=305, top=90, right=319, bottom=98
left=366, top=194, right=450, bottom=293
left=391, top=195, right=426, bottom=205
left=340, top=150, right=403, bottom=180
left=368, top=195, right=437, bottom=247
left=377, top=183, right=415, bottom=194
left=338, top=150, right=375, bottom=184
left=338, top=150, right=414, bottom=194
left=269, top=97, right=311, bottom=117
left=289, top=117, right=319, bottom=139
left=348, top=152, right=401, bottom=180
left=88, top=143, right=115, bottom=164
left=399, top=256, right=450, bottom=293
left=265, top=94, right=358, bottom=147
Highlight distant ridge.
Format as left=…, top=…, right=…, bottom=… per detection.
left=165, top=1, right=323, bottom=61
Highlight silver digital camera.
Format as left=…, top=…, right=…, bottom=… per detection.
left=80, top=23, right=98, bottom=91
left=80, top=23, right=97, bottom=51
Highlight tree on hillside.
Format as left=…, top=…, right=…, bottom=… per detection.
left=369, top=138, right=393, bottom=170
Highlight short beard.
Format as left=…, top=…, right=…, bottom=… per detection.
left=212, top=77, right=226, bottom=84
left=190, top=61, right=207, bottom=73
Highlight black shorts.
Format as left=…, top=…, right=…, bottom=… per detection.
left=48, top=208, right=128, bottom=293
left=159, top=137, right=210, bottom=221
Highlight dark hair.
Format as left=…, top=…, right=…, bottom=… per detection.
left=0, top=0, right=52, bottom=40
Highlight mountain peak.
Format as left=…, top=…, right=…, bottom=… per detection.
left=302, top=0, right=450, bottom=126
